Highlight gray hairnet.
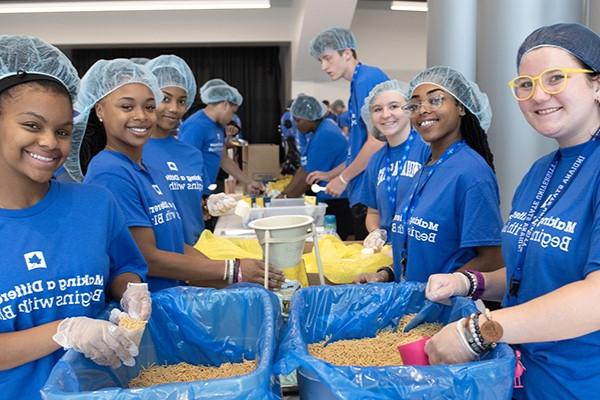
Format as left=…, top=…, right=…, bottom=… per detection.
left=0, top=35, right=79, bottom=101
left=146, top=54, right=197, bottom=111
left=202, top=84, right=243, bottom=106
left=290, top=94, right=327, bottom=121
left=66, top=58, right=162, bottom=182
left=360, top=80, right=409, bottom=141
left=517, top=23, right=600, bottom=71
left=309, top=27, right=357, bottom=59
left=407, top=66, right=492, bottom=131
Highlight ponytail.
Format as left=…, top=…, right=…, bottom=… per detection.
left=461, top=110, right=495, bottom=172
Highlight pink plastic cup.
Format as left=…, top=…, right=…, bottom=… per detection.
left=398, top=336, right=430, bottom=366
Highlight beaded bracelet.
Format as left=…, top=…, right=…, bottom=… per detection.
left=460, top=271, right=477, bottom=297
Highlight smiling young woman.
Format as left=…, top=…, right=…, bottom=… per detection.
left=424, top=23, right=600, bottom=400
left=386, top=66, right=503, bottom=284
left=68, top=59, right=284, bottom=294
left=0, top=37, right=148, bottom=400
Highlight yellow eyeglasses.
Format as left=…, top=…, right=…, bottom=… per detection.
left=507, top=67, right=594, bottom=101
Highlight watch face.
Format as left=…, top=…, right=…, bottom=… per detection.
left=481, top=320, right=503, bottom=343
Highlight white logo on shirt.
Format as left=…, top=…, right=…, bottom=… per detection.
left=152, top=184, right=163, bottom=195
left=24, top=251, right=47, bottom=271
left=167, top=161, right=178, bottom=171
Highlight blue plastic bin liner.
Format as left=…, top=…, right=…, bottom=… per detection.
left=276, top=282, right=514, bottom=400
left=42, top=285, right=282, bottom=400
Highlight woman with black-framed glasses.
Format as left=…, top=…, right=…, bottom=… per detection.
left=373, top=66, right=503, bottom=286
left=424, top=23, right=600, bottom=399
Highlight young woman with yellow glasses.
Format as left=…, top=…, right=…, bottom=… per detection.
left=424, top=23, right=600, bottom=399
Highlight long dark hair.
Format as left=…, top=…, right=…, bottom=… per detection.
left=79, top=108, right=106, bottom=176
left=460, top=109, right=495, bottom=172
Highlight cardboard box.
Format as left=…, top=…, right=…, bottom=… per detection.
left=242, top=144, right=280, bottom=181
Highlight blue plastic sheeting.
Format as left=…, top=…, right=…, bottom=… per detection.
left=42, top=285, right=282, bottom=400
left=276, top=282, right=515, bottom=400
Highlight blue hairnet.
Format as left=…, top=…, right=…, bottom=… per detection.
left=517, top=23, right=600, bottom=72
left=290, top=94, right=327, bottom=121
left=309, top=27, right=357, bottom=59
left=0, top=35, right=79, bottom=101
left=146, top=54, right=197, bottom=111
left=202, top=84, right=243, bottom=106
left=408, top=66, right=492, bottom=132
left=361, top=80, right=409, bottom=141
left=66, top=58, right=162, bottom=182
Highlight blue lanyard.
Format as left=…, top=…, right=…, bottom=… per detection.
left=508, top=132, right=600, bottom=299
left=395, top=140, right=466, bottom=280
left=349, top=63, right=362, bottom=129
left=383, top=131, right=416, bottom=213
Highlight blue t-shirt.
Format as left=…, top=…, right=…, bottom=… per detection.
left=338, top=111, right=351, bottom=129
left=143, top=137, right=205, bottom=246
left=0, top=181, right=146, bottom=400
left=179, top=109, right=224, bottom=190
left=346, top=63, right=389, bottom=206
left=84, top=150, right=185, bottom=292
left=365, top=130, right=430, bottom=235
left=390, top=145, right=502, bottom=282
left=501, top=141, right=600, bottom=400
left=301, top=119, right=349, bottom=201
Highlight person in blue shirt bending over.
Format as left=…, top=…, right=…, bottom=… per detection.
left=354, top=80, right=429, bottom=259
left=179, top=81, right=262, bottom=194
left=424, top=23, right=600, bottom=400
left=280, top=94, right=352, bottom=239
left=362, top=66, right=504, bottom=284
left=0, top=36, right=150, bottom=400
left=67, top=59, right=284, bottom=293
left=143, top=55, right=207, bottom=246
left=306, top=28, right=389, bottom=240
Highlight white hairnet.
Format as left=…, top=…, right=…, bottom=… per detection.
left=309, top=27, right=357, bottom=59
left=200, top=78, right=228, bottom=95
left=202, top=84, right=243, bottom=106
left=407, top=66, right=492, bottom=131
left=360, top=80, right=409, bottom=141
left=0, top=35, right=79, bottom=101
left=66, top=58, right=162, bottom=182
left=290, top=94, right=327, bottom=121
left=146, top=54, right=197, bottom=111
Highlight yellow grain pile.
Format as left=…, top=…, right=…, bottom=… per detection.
left=118, top=316, right=147, bottom=330
left=307, top=314, right=442, bottom=366
left=129, top=360, right=257, bottom=388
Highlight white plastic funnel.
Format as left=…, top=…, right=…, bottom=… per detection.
left=249, top=215, right=314, bottom=268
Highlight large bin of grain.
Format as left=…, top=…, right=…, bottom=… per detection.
left=42, top=285, right=282, bottom=399
left=276, top=282, right=515, bottom=400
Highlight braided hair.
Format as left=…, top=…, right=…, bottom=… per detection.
left=460, top=108, right=495, bottom=172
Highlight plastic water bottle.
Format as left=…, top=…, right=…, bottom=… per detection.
left=324, top=215, right=337, bottom=235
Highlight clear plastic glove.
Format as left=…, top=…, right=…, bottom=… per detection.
left=425, top=320, right=477, bottom=364
left=53, top=317, right=138, bottom=368
left=207, top=193, right=238, bottom=216
left=120, top=282, right=151, bottom=321
left=425, top=272, right=470, bottom=303
left=363, top=229, right=387, bottom=251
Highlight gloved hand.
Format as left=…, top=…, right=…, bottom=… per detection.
left=207, top=193, right=238, bottom=216
left=425, top=272, right=470, bottom=303
left=120, top=282, right=151, bottom=321
left=53, top=317, right=138, bottom=368
left=363, top=229, right=387, bottom=251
